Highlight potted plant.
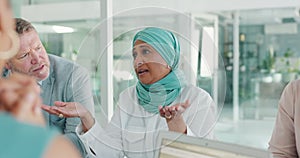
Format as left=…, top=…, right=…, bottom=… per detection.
left=280, top=48, right=298, bottom=83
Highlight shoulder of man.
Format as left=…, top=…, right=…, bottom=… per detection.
left=48, top=54, right=86, bottom=74
left=48, top=54, right=78, bottom=67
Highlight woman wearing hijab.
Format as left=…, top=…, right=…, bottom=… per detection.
left=43, top=27, right=216, bottom=157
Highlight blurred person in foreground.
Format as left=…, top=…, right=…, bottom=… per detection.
left=0, top=0, right=80, bottom=157
left=3, top=17, right=95, bottom=157
left=269, top=79, right=300, bottom=157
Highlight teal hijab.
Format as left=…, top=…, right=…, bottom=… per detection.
left=133, top=27, right=187, bottom=114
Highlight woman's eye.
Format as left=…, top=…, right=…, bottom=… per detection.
left=132, top=52, right=137, bottom=59
left=143, top=49, right=150, bottom=54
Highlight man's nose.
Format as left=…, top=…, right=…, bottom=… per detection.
left=30, top=52, right=40, bottom=64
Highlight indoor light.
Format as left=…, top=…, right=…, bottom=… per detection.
left=52, top=25, right=75, bottom=33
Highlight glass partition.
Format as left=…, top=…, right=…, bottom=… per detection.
left=11, top=0, right=300, bottom=152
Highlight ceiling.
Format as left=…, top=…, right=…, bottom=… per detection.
left=218, top=7, right=300, bottom=26
left=19, top=1, right=300, bottom=32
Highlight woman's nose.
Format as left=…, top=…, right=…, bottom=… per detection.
left=134, top=55, right=144, bottom=68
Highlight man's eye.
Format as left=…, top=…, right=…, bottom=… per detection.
left=18, top=53, right=29, bottom=59
left=36, top=47, right=41, bottom=51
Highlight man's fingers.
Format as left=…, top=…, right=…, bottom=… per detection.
left=41, top=104, right=52, bottom=112
left=41, top=104, right=60, bottom=115
left=54, top=101, right=67, bottom=107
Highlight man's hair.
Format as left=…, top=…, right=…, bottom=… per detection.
left=15, top=18, right=36, bottom=35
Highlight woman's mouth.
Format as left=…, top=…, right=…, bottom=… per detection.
left=137, top=69, right=149, bottom=76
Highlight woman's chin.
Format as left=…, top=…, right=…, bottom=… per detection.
left=139, top=78, right=149, bottom=84
left=139, top=79, right=155, bottom=85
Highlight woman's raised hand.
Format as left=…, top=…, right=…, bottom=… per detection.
left=159, top=100, right=190, bottom=134
left=159, top=100, right=189, bottom=120
left=0, top=73, right=44, bottom=126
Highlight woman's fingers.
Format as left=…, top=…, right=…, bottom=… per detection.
left=175, top=100, right=190, bottom=113
left=170, top=107, right=176, bottom=116
left=158, top=105, right=165, bottom=117
left=0, top=79, right=23, bottom=110
left=0, top=73, right=39, bottom=111
left=9, top=73, right=40, bottom=93
left=13, top=91, right=36, bottom=117
left=182, top=100, right=190, bottom=109
left=159, top=100, right=190, bottom=120
left=164, top=106, right=172, bottom=118
left=13, top=89, right=45, bottom=126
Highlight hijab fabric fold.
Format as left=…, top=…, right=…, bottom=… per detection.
left=133, top=27, right=187, bottom=113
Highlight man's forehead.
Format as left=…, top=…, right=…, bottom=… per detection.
left=19, top=34, right=41, bottom=50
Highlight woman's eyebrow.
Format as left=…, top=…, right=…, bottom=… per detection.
left=133, top=44, right=151, bottom=51
left=140, top=45, right=149, bottom=48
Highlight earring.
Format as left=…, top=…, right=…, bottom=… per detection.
left=167, top=65, right=171, bottom=69
left=0, top=31, right=19, bottom=60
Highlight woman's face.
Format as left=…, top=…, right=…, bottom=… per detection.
left=133, top=40, right=171, bottom=84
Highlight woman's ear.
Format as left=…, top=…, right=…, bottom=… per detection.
left=4, top=61, right=11, bottom=70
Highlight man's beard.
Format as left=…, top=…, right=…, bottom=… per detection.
left=8, top=63, right=49, bottom=82
left=9, top=64, right=28, bottom=75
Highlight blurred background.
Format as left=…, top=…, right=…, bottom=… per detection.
left=10, top=0, right=300, bottom=150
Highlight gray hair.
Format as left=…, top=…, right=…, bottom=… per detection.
left=15, top=18, right=36, bottom=35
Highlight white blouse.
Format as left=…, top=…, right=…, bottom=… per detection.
left=76, top=85, right=216, bottom=158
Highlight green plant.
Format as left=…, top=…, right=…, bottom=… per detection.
left=284, top=48, right=294, bottom=58
left=262, top=51, right=275, bottom=73
left=280, top=48, right=299, bottom=73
